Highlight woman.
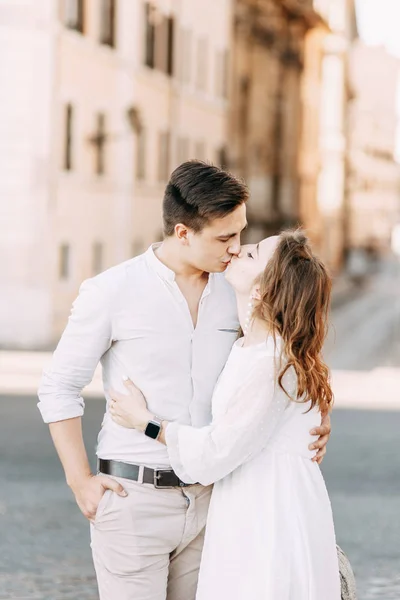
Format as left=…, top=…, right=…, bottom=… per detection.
left=109, top=230, right=341, bottom=599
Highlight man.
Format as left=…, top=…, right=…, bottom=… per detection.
left=38, top=161, right=330, bottom=600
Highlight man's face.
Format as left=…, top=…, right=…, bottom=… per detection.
left=185, top=204, right=248, bottom=273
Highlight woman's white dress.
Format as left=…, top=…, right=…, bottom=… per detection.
left=165, top=336, right=341, bottom=600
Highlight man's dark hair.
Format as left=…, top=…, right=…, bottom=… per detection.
left=163, top=160, right=249, bottom=236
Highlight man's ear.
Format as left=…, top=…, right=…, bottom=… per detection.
left=175, top=223, right=189, bottom=243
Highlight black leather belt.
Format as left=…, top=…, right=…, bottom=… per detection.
left=98, top=458, right=192, bottom=489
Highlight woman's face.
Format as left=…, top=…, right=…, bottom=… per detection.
left=225, top=236, right=279, bottom=294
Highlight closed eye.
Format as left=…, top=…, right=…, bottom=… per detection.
left=247, top=252, right=254, bottom=259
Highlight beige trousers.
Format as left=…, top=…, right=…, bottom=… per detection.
left=90, top=476, right=212, bottom=600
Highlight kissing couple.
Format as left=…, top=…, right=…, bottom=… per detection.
left=39, top=161, right=349, bottom=599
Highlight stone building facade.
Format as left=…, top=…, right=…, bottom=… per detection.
left=227, top=0, right=322, bottom=242
left=0, top=0, right=231, bottom=348
left=299, top=0, right=358, bottom=272
left=347, top=40, right=400, bottom=253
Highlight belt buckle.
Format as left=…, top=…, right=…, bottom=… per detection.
left=154, top=469, right=176, bottom=489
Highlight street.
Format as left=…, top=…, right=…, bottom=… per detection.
left=325, top=260, right=400, bottom=370
left=322, top=260, right=400, bottom=599
left=0, top=399, right=398, bottom=600
left=0, top=263, right=399, bottom=600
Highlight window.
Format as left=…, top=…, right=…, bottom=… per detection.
left=144, top=3, right=156, bottom=68
left=154, top=16, right=167, bottom=72
left=64, top=0, right=85, bottom=33
left=181, top=29, right=192, bottom=84
left=221, top=49, right=229, bottom=98
left=158, top=131, right=170, bottom=181
left=196, top=37, right=208, bottom=92
left=59, top=244, right=70, bottom=280
left=216, top=146, right=228, bottom=168
left=93, top=242, right=104, bottom=275
left=136, top=127, right=146, bottom=180
left=100, top=0, right=116, bottom=47
left=144, top=4, right=174, bottom=77
left=222, top=50, right=229, bottom=98
left=177, top=137, right=190, bottom=165
left=215, top=49, right=229, bottom=98
left=64, top=103, right=73, bottom=171
left=215, top=51, right=220, bottom=97
left=194, top=141, right=205, bottom=161
left=175, top=27, right=183, bottom=82
left=166, top=17, right=174, bottom=76
left=93, top=113, right=106, bottom=175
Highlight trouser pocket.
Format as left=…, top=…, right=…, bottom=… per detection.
left=94, top=489, right=113, bottom=524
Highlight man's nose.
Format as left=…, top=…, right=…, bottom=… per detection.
left=228, top=238, right=241, bottom=256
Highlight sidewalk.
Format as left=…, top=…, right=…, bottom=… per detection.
left=0, top=351, right=103, bottom=398
left=330, top=368, right=400, bottom=411
left=1, top=349, right=399, bottom=411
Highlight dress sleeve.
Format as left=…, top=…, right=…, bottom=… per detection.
left=165, top=355, right=291, bottom=486
left=37, top=279, right=113, bottom=423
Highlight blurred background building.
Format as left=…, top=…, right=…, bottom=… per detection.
left=0, top=0, right=400, bottom=349
left=1, top=0, right=231, bottom=347
left=227, top=0, right=321, bottom=241
left=347, top=40, right=400, bottom=254
left=300, top=0, right=358, bottom=271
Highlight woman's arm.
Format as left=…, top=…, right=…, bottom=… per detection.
left=163, top=358, right=288, bottom=485
left=109, top=358, right=289, bottom=486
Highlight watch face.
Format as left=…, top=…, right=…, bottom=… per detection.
left=145, top=421, right=161, bottom=440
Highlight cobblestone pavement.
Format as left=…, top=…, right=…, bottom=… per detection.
left=323, top=409, right=400, bottom=600
left=0, top=397, right=101, bottom=600
left=0, top=397, right=399, bottom=599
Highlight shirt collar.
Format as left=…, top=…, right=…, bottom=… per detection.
left=145, top=243, right=176, bottom=282
left=145, top=243, right=217, bottom=291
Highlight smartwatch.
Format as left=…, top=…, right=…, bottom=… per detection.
left=144, top=416, right=163, bottom=440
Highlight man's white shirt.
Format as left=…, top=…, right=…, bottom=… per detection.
left=38, top=245, right=239, bottom=468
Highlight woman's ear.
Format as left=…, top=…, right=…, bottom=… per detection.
left=251, top=285, right=262, bottom=301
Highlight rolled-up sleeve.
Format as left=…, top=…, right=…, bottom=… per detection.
left=37, top=279, right=112, bottom=423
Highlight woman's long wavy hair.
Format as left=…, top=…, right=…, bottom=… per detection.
left=253, top=229, right=333, bottom=413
